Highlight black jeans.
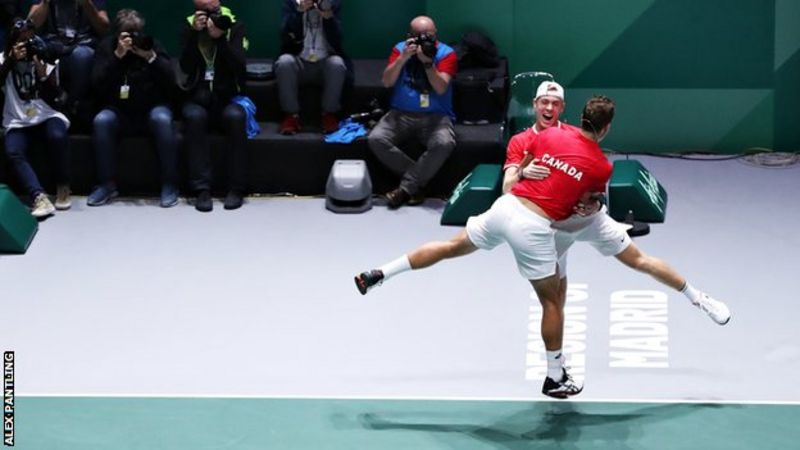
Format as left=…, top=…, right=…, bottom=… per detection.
left=182, top=102, right=247, bottom=193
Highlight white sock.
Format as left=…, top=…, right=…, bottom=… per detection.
left=378, top=255, right=412, bottom=281
left=546, top=350, right=564, bottom=381
left=681, top=282, right=702, bottom=304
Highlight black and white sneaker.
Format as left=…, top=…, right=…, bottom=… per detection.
left=354, top=270, right=384, bottom=295
left=541, top=368, right=583, bottom=399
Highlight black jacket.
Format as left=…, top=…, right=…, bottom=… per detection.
left=91, top=35, right=176, bottom=119
left=179, top=15, right=246, bottom=108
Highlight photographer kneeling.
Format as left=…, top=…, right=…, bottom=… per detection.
left=0, top=18, right=71, bottom=218
left=87, top=9, right=178, bottom=207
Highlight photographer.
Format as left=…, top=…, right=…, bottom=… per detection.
left=179, top=0, right=247, bottom=212
left=367, top=16, right=457, bottom=208
left=275, top=0, right=350, bottom=134
left=87, top=9, right=178, bottom=208
left=27, top=0, right=110, bottom=123
left=0, top=18, right=70, bottom=218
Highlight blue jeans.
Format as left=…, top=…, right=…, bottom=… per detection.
left=3, top=118, right=70, bottom=198
left=92, top=106, right=178, bottom=186
left=60, top=45, right=94, bottom=106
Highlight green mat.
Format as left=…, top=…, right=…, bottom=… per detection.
left=13, top=396, right=800, bottom=449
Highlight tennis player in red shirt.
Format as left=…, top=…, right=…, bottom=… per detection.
left=354, top=95, right=617, bottom=398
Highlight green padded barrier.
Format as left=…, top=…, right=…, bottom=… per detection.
left=440, top=164, right=502, bottom=226
left=0, top=184, right=38, bottom=254
left=608, top=160, right=668, bottom=223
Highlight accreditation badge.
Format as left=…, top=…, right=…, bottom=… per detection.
left=420, top=93, right=430, bottom=108
left=24, top=102, right=37, bottom=118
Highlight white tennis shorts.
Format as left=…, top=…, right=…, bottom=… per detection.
left=465, top=194, right=557, bottom=280
left=553, top=205, right=632, bottom=277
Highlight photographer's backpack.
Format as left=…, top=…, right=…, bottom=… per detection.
left=452, top=31, right=508, bottom=125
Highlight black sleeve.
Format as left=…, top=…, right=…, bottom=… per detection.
left=322, top=0, right=343, bottom=53
left=37, top=66, right=62, bottom=103
left=280, top=0, right=302, bottom=54
left=0, top=54, right=14, bottom=85
left=178, top=25, right=202, bottom=83
left=151, top=42, right=176, bottom=93
left=215, top=22, right=246, bottom=85
left=91, top=39, right=125, bottom=103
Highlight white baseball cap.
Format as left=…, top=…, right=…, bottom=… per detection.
left=535, top=81, right=564, bottom=101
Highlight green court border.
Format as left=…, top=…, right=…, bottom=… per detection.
left=11, top=396, right=800, bottom=449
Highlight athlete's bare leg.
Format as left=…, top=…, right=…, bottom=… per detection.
left=530, top=274, right=565, bottom=350
left=614, top=242, right=685, bottom=291
left=355, top=230, right=478, bottom=294
left=407, top=229, right=479, bottom=269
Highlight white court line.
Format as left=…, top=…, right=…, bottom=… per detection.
left=16, top=392, right=800, bottom=406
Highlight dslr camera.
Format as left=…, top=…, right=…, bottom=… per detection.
left=349, top=98, right=385, bottom=128
left=128, top=31, right=154, bottom=51
left=204, top=8, right=232, bottom=31
left=409, top=32, right=437, bottom=59
left=23, top=35, right=48, bottom=61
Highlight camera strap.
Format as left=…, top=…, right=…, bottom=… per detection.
left=301, top=10, right=325, bottom=62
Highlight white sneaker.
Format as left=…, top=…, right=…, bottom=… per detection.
left=31, top=193, right=56, bottom=218
left=55, top=184, right=71, bottom=210
left=694, top=293, right=731, bottom=325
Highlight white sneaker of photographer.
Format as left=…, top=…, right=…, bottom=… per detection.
left=31, top=193, right=55, bottom=218
left=55, top=184, right=71, bottom=210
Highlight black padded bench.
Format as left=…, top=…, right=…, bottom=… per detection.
left=0, top=58, right=508, bottom=198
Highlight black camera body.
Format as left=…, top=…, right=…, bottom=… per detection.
left=205, top=9, right=232, bottom=31
left=410, top=32, right=437, bottom=59
left=23, top=35, right=48, bottom=61
left=128, top=31, right=154, bottom=51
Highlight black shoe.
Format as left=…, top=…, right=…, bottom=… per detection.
left=354, top=270, right=384, bottom=295
left=224, top=190, right=244, bottom=210
left=195, top=190, right=213, bottom=212
left=407, top=192, right=425, bottom=206
left=541, top=368, right=583, bottom=399
left=385, top=187, right=410, bottom=209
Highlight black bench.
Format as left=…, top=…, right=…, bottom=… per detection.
left=0, top=59, right=508, bottom=198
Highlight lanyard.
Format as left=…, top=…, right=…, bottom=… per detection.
left=199, top=40, right=217, bottom=91
left=303, top=10, right=321, bottom=58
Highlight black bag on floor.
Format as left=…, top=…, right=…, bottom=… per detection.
left=456, top=31, right=500, bottom=69
left=454, top=69, right=495, bottom=125
left=452, top=32, right=506, bottom=124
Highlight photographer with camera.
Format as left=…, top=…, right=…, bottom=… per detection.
left=368, top=16, right=457, bottom=208
left=0, top=18, right=71, bottom=218
left=179, top=0, right=248, bottom=212
left=275, top=0, right=350, bottom=135
left=86, top=9, right=178, bottom=208
left=27, top=0, right=109, bottom=124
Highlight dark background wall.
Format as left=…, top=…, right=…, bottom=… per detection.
left=23, top=0, right=800, bottom=153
